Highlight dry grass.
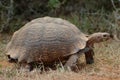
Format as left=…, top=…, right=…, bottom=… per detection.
left=0, top=35, right=120, bottom=80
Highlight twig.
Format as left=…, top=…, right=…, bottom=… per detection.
left=0, top=0, right=14, bottom=32
left=111, top=0, right=117, bottom=10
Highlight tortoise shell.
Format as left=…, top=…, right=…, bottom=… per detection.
left=6, top=17, right=88, bottom=64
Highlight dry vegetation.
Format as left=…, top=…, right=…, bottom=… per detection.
left=0, top=35, right=120, bottom=80
left=0, top=0, right=120, bottom=80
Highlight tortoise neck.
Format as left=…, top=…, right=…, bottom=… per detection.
left=86, top=37, right=96, bottom=48
left=86, top=40, right=94, bottom=48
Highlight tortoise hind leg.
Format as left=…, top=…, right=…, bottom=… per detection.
left=19, top=62, right=34, bottom=72
left=64, top=54, right=78, bottom=70
left=25, top=63, right=34, bottom=71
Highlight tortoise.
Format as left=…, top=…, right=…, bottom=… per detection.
left=5, top=16, right=112, bottom=71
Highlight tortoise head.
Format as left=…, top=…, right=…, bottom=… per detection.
left=87, top=32, right=112, bottom=47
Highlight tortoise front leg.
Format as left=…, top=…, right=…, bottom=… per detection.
left=84, top=48, right=94, bottom=64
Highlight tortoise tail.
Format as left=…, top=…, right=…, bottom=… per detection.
left=7, top=55, right=18, bottom=63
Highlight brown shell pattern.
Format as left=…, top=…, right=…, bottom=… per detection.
left=6, top=17, right=88, bottom=63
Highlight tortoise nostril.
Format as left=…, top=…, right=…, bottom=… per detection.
left=110, top=34, right=113, bottom=38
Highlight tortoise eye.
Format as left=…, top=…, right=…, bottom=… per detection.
left=103, top=34, right=107, bottom=37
